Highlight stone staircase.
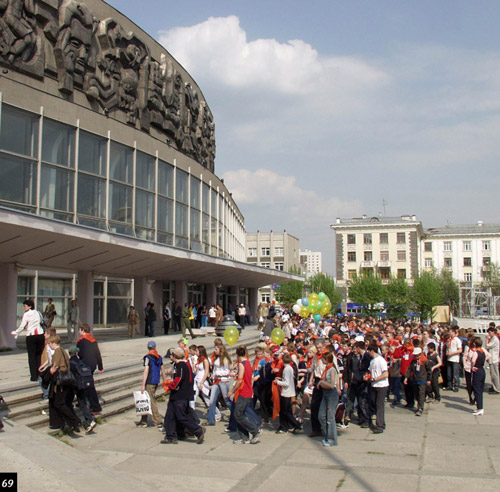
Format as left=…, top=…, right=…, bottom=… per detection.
left=0, top=335, right=261, bottom=431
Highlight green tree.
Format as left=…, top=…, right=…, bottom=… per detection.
left=348, top=272, right=384, bottom=315
left=436, top=268, right=459, bottom=314
left=481, top=262, right=500, bottom=296
left=274, top=266, right=304, bottom=304
left=411, top=271, right=444, bottom=321
left=309, top=273, right=342, bottom=310
left=383, top=276, right=411, bottom=319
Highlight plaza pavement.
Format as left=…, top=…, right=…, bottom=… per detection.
left=1, top=328, right=500, bottom=492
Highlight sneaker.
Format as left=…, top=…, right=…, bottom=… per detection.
left=339, top=422, right=349, bottom=429
left=415, top=410, right=422, bottom=417
left=85, top=421, right=97, bottom=434
left=160, top=438, right=178, bottom=444
left=275, top=429, right=287, bottom=434
left=197, top=427, right=206, bottom=445
left=372, top=428, right=383, bottom=434
left=137, top=422, right=148, bottom=428
left=322, top=439, right=331, bottom=447
left=233, top=439, right=250, bottom=444
left=249, top=435, right=261, bottom=444
left=224, top=427, right=234, bottom=433
left=41, top=409, right=47, bottom=415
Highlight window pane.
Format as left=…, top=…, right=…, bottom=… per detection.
left=135, top=190, right=154, bottom=228
left=79, top=131, right=106, bottom=175
left=77, top=174, right=106, bottom=217
left=190, top=208, right=200, bottom=240
left=107, top=281, right=131, bottom=297
left=40, top=164, right=74, bottom=212
left=42, top=119, right=75, bottom=167
left=211, top=189, right=217, bottom=217
left=176, top=202, right=188, bottom=237
left=202, top=213, right=209, bottom=244
left=158, top=160, right=173, bottom=197
left=136, top=151, right=155, bottom=190
left=158, top=196, right=173, bottom=233
left=190, top=176, right=200, bottom=209
left=0, top=105, right=38, bottom=157
left=107, top=298, right=129, bottom=324
left=109, top=182, right=132, bottom=223
left=0, top=155, right=36, bottom=206
left=176, top=169, right=188, bottom=203
left=202, top=183, right=210, bottom=213
left=109, top=142, right=133, bottom=183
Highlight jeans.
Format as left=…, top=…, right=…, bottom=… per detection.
left=447, top=361, right=460, bottom=389
left=39, top=375, right=49, bottom=400
left=207, top=381, right=230, bottom=425
left=227, top=399, right=261, bottom=431
left=319, top=389, right=339, bottom=445
left=149, top=321, right=155, bottom=337
left=201, top=316, right=208, bottom=327
left=234, top=396, right=259, bottom=440
left=389, top=376, right=401, bottom=403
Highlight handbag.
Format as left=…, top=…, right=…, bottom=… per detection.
left=40, top=367, right=52, bottom=389
left=55, top=351, right=77, bottom=387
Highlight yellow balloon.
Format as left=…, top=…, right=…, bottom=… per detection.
left=224, top=326, right=239, bottom=346
left=271, top=327, right=285, bottom=345
left=309, top=293, right=319, bottom=304
left=300, top=307, right=309, bottom=318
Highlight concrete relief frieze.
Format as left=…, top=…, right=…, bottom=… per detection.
left=0, top=0, right=216, bottom=171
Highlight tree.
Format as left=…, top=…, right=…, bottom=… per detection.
left=411, top=271, right=444, bottom=321
left=348, top=272, right=384, bottom=315
left=383, top=276, right=411, bottom=320
left=481, top=262, right=500, bottom=296
left=436, top=268, right=459, bottom=314
left=309, top=273, right=342, bottom=310
left=274, top=266, right=304, bottom=304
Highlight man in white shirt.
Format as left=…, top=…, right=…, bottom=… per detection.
left=486, top=326, right=500, bottom=394
left=447, top=327, right=462, bottom=392
left=367, top=343, right=389, bottom=434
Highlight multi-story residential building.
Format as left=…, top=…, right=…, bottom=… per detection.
left=300, top=249, right=323, bottom=277
left=331, top=215, right=423, bottom=293
left=422, top=221, right=500, bottom=285
left=246, top=231, right=301, bottom=302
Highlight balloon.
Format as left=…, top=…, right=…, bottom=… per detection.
left=314, top=300, right=323, bottom=312
left=271, top=327, right=285, bottom=345
left=313, top=313, right=322, bottom=323
left=292, top=304, right=301, bottom=314
left=224, top=326, right=239, bottom=346
left=309, top=293, right=319, bottom=304
left=300, top=307, right=309, bottom=318
left=272, top=300, right=276, bottom=304
left=324, top=296, right=331, bottom=305
left=324, top=300, right=332, bottom=310
left=320, top=305, right=330, bottom=316
left=297, top=299, right=303, bottom=307
left=302, top=297, right=309, bottom=307
left=318, top=292, right=326, bottom=301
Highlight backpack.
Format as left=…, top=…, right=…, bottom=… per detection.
left=38, top=311, right=48, bottom=332
left=70, top=358, right=94, bottom=390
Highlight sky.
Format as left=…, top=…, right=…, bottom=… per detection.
left=111, top=0, right=500, bottom=274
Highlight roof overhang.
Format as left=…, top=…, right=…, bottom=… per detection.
left=0, top=209, right=303, bottom=287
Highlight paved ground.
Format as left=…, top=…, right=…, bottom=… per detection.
left=1, top=328, right=500, bottom=491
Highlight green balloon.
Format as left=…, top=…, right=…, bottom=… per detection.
left=313, top=313, right=322, bottom=323
left=271, top=327, right=285, bottom=345
left=318, top=292, right=326, bottom=301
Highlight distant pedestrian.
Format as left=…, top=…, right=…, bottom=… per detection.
left=67, top=299, right=79, bottom=342
left=127, top=306, right=139, bottom=338
left=163, top=302, right=171, bottom=335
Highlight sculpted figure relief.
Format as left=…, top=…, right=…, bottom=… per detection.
left=1, top=0, right=215, bottom=169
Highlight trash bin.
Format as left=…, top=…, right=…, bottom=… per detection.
left=216, top=315, right=242, bottom=336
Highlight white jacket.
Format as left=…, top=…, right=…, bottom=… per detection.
left=13, top=310, right=43, bottom=337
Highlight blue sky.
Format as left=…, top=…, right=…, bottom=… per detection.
left=111, top=1, right=500, bottom=274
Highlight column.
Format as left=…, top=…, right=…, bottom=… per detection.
left=206, top=283, right=217, bottom=307
left=0, top=263, right=18, bottom=349
left=76, top=271, right=94, bottom=330
left=134, top=277, right=148, bottom=335
left=248, top=287, right=258, bottom=325
left=175, top=280, right=187, bottom=307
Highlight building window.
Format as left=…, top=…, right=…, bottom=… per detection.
left=483, top=257, right=491, bottom=266
left=261, top=247, right=270, bottom=256
left=364, top=251, right=373, bottom=261
left=380, top=268, right=390, bottom=280
left=274, top=247, right=284, bottom=257
left=347, top=251, right=356, bottom=262
left=464, top=273, right=472, bottom=282
left=248, top=248, right=257, bottom=257
left=397, top=250, right=407, bottom=261
left=157, top=196, right=173, bottom=245
left=347, top=234, right=356, bottom=245
left=261, top=262, right=270, bottom=268
left=380, top=251, right=389, bottom=262
left=109, top=142, right=133, bottom=184
left=444, top=257, right=452, bottom=268
left=424, top=242, right=432, bottom=252
left=463, top=241, right=471, bottom=251
left=275, top=262, right=284, bottom=271
left=397, top=232, right=406, bottom=244
left=348, top=270, right=357, bottom=280
left=483, top=241, right=491, bottom=251
left=443, top=241, right=452, bottom=252
left=261, top=293, right=271, bottom=303
left=397, top=269, right=406, bottom=279
left=425, top=258, right=433, bottom=268
left=463, top=257, right=472, bottom=267
left=379, top=233, right=388, bottom=244
left=363, top=233, right=372, bottom=245
left=176, top=169, right=188, bottom=204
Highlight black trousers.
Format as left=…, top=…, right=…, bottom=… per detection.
left=279, top=395, right=300, bottom=431
left=404, top=380, right=415, bottom=407
left=370, top=386, right=387, bottom=431
left=49, top=385, right=81, bottom=430
left=173, top=317, right=181, bottom=332
left=163, top=319, right=170, bottom=335
left=26, top=334, right=45, bottom=382
left=164, top=399, right=202, bottom=440
left=310, top=380, right=323, bottom=432
left=413, top=383, right=426, bottom=411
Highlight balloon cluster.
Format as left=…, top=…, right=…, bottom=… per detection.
left=292, top=292, right=332, bottom=323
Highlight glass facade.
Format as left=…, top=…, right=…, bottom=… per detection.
left=0, top=103, right=245, bottom=261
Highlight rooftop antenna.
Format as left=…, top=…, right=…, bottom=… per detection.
left=382, top=199, right=388, bottom=216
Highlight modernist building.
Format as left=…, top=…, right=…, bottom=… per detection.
left=331, top=215, right=423, bottom=295
left=421, top=222, right=500, bottom=285
left=0, top=0, right=300, bottom=347
left=299, top=249, right=322, bottom=278
left=246, top=231, right=301, bottom=302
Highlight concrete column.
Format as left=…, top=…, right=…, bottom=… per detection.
left=76, top=271, right=94, bottom=330
left=0, top=263, right=18, bottom=349
left=134, top=277, right=148, bottom=335
left=248, top=287, right=258, bottom=325
left=206, top=283, right=217, bottom=307
left=150, top=281, right=162, bottom=320
left=175, top=280, right=187, bottom=306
